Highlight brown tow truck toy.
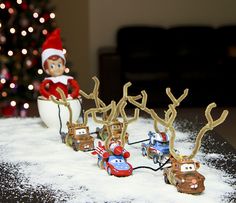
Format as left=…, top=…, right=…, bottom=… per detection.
left=130, top=88, right=228, bottom=194
left=66, top=123, right=94, bottom=151
left=163, top=156, right=205, bottom=194
left=96, top=120, right=129, bottom=142
left=164, top=103, right=228, bottom=194
left=50, top=88, right=94, bottom=152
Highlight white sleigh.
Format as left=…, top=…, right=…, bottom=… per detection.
left=37, top=96, right=81, bottom=129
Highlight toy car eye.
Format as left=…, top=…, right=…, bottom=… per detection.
left=189, top=166, right=192, bottom=169
left=185, top=167, right=188, bottom=170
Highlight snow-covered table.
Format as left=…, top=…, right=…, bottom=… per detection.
left=0, top=118, right=235, bottom=203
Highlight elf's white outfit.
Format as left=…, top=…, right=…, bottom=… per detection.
left=39, top=29, right=79, bottom=99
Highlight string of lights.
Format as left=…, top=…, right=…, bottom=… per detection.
left=0, top=0, right=70, bottom=117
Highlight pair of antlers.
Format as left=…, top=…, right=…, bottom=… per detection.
left=128, top=88, right=189, bottom=133
left=80, top=77, right=140, bottom=152
left=168, top=103, right=228, bottom=160
left=129, top=88, right=228, bottom=161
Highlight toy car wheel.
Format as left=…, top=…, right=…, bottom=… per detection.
left=141, top=147, right=147, bottom=156
left=72, top=142, right=78, bottom=151
left=107, top=167, right=112, bottom=176
left=153, top=154, right=159, bottom=164
left=164, top=174, right=170, bottom=184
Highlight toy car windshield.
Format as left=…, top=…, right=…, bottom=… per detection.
left=180, top=163, right=196, bottom=172
left=75, top=128, right=87, bottom=136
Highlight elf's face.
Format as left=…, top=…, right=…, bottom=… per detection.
left=46, top=58, right=65, bottom=77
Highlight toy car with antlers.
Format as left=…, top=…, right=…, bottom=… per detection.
left=79, top=77, right=139, bottom=143
left=128, top=87, right=188, bottom=166
left=66, top=123, right=94, bottom=151
left=164, top=103, right=228, bottom=194
left=141, top=131, right=170, bottom=165
left=129, top=88, right=228, bottom=193
left=82, top=77, right=140, bottom=177
left=163, top=156, right=205, bottom=194
left=96, top=120, right=129, bottom=142
left=50, top=88, right=94, bottom=152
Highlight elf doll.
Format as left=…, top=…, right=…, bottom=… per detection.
left=39, top=28, right=80, bottom=99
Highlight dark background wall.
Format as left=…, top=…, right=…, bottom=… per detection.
left=52, top=0, right=236, bottom=91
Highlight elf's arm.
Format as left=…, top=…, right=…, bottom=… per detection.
left=39, top=79, right=53, bottom=99
left=68, top=79, right=80, bottom=98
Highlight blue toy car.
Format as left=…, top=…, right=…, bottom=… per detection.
left=141, top=131, right=170, bottom=165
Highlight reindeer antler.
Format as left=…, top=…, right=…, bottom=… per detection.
left=88, top=101, right=116, bottom=126
left=80, top=76, right=110, bottom=122
left=114, top=82, right=141, bottom=117
left=188, top=103, right=228, bottom=159
left=128, top=90, right=177, bottom=133
left=165, top=88, right=188, bottom=126
left=87, top=100, right=117, bottom=152
left=79, top=76, right=106, bottom=108
left=50, top=88, right=73, bottom=125
left=169, top=102, right=229, bottom=161
left=119, top=101, right=139, bottom=147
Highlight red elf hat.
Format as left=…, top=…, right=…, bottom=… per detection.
left=41, top=28, right=66, bottom=67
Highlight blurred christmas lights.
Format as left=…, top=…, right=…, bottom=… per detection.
left=1, top=78, right=6, bottom=84
left=21, top=49, right=27, bottom=55
left=16, top=0, right=22, bottom=4
left=8, top=50, right=13, bottom=56
left=50, top=13, right=55, bottom=19
left=32, top=50, right=38, bottom=55
left=0, top=3, right=5, bottom=9
left=21, top=30, right=27, bottom=36
left=10, top=101, right=16, bottom=107
left=10, top=28, right=16, bottom=34
left=28, top=26, right=34, bottom=32
left=37, top=69, right=43, bottom=75
left=33, top=12, right=39, bottom=18
left=8, top=8, right=14, bottom=14
left=10, top=83, right=16, bottom=88
left=42, top=29, right=48, bottom=35
left=39, top=17, right=45, bottom=23
left=65, top=68, right=70, bottom=73
left=26, top=59, right=32, bottom=67
left=0, top=1, right=62, bottom=117
left=2, top=92, right=7, bottom=97
left=28, top=84, right=34, bottom=90
left=0, top=36, right=6, bottom=43
left=23, top=103, right=29, bottom=109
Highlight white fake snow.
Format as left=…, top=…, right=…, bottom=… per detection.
left=0, top=117, right=234, bottom=203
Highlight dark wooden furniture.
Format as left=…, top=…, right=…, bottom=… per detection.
left=99, top=25, right=236, bottom=107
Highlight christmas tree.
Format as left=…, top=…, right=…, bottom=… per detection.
left=0, top=0, right=64, bottom=117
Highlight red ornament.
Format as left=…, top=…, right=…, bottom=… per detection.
left=1, top=105, right=16, bottom=117
left=4, top=1, right=11, bottom=9
left=21, top=2, right=28, bottom=10
left=43, top=13, right=50, bottom=21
